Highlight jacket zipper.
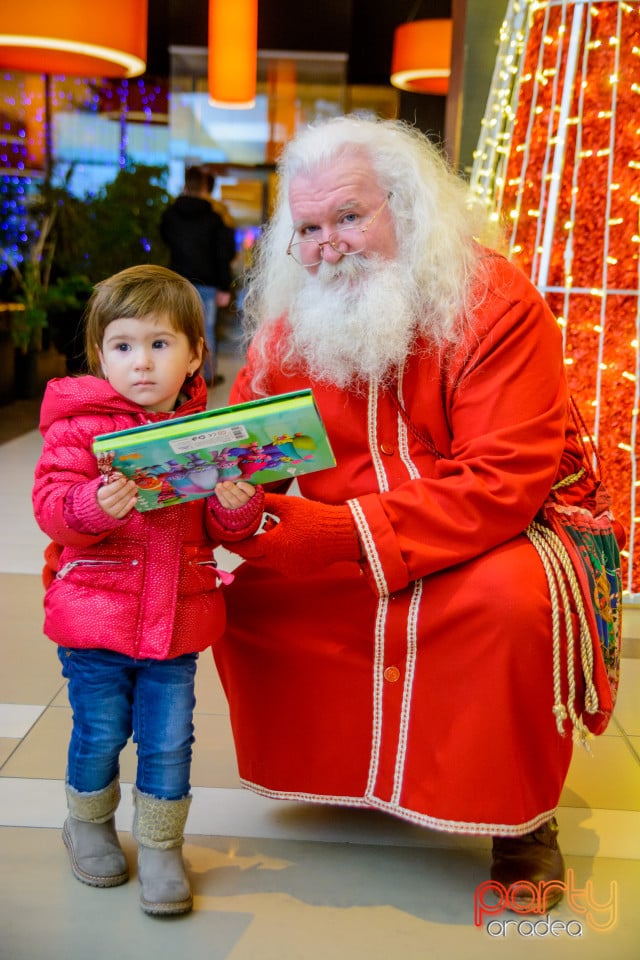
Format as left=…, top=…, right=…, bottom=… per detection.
left=56, top=559, right=139, bottom=580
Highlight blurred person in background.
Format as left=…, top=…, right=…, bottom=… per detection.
left=161, top=166, right=236, bottom=386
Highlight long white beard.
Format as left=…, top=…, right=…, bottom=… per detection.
left=287, top=256, right=419, bottom=389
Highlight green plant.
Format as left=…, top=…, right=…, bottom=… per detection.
left=10, top=212, right=55, bottom=353
left=45, top=273, right=93, bottom=314
left=8, top=162, right=170, bottom=354
left=8, top=166, right=92, bottom=354
left=32, top=170, right=94, bottom=281
left=85, top=163, right=170, bottom=279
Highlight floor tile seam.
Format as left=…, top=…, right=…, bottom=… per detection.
left=0, top=701, right=232, bottom=727
left=616, top=727, right=640, bottom=765
left=1, top=778, right=640, bottom=859
left=0, top=688, right=69, bottom=716
left=1, top=824, right=638, bottom=867
left=0, top=698, right=68, bottom=769
left=609, top=714, right=640, bottom=751
left=0, top=740, right=28, bottom=772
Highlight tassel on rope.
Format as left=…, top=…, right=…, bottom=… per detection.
left=525, top=519, right=598, bottom=748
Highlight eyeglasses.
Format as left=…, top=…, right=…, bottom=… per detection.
left=286, top=194, right=391, bottom=267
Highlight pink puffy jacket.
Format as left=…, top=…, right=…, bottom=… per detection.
left=33, top=375, right=263, bottom=660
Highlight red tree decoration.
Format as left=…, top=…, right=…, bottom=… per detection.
left=471, top=0, right=640, bottom=597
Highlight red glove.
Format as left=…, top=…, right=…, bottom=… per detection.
left=228, top=492, right=362, bottom=576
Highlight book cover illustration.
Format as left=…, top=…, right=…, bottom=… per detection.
left=92, top=390, right=336, bottom=512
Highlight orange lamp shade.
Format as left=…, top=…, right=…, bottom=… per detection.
left=0, top=0, right=147, bottom=78
left=390, top=19, right=452, bottom=96
left=208, top=0, right=258, bottom=109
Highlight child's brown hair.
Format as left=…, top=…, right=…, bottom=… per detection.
left=84, top=265, right=208, bottom=377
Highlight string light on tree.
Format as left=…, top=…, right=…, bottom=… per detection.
left=471, top=0, right=640, bottom=598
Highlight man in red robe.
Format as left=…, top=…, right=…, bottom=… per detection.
left=214, top=116, right=593, bottom=909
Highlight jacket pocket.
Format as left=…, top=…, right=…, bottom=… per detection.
left=178, top=545, right=229, bottom=596
left=44, top=550, right=146, bottom=650
left=54, top=551, right=144, bottom=596
left=56, top=558, right=139, bottom=579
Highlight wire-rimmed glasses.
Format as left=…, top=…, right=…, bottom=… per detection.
left=286, top=194, right=391, bottom=267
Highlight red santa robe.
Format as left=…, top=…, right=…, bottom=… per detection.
left=214, top=254, right=590, bottom=837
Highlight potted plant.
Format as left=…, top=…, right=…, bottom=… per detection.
left=2, top=162, right=169, bottom=399
left=10, top=211, right=55, bottom=356
left=7, top=168, right=94, bottom=392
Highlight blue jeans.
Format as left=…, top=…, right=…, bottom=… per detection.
left=58, top=647, right=198, bottom=800
left=194, top=283, right=218, bottom=382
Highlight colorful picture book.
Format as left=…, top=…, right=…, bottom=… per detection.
left=92, top=389, right=336, bottom=512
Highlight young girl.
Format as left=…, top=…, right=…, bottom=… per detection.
left=32, top=264, right=264, bottom=916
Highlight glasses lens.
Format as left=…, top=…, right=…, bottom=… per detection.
left=287, top=225, right=367, bottom=265
left=330, top=227, right=365, bottom=256
left=288, top=240, right=322, bottom=266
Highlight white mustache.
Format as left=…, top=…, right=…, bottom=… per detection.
left=313, top=255, right=372, bottom=284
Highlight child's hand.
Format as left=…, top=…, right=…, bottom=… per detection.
left=97, top=472, right=138, bottom=519
left=214, top=480, right=255, bottom=510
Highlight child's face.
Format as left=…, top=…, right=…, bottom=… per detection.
left=98, top=313, right=202, bottom=413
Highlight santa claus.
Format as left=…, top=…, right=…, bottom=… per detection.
left=214, top=115, right=606, bottom=910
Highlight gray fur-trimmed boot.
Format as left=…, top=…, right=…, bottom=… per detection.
left=63, top=778, right=129, bottom=887
left=132, top=788, right=193, bottom=916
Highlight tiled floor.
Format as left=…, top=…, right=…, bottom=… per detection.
left=1, top=339, right=639, bottom=959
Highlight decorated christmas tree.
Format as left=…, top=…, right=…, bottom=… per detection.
left=470, top=0, right=640, bottom=597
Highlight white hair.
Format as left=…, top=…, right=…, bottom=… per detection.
left=244, top=115, right=502, bottom=392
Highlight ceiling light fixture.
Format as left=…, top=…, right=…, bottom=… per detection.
left=208, top=0, right=258, bottom=109
left=0, top=0, right=147, bottom=78
left=390, top=18, right=452, bottom=96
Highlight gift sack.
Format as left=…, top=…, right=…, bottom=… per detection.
left=525, top=403, right=624, bottom=739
